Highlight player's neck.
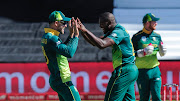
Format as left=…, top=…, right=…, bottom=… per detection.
left=143, top=27, right=152, bottom=34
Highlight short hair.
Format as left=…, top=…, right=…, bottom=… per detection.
left=49, top=21, right=54, bottom=24
left=99, top=12, right=116, bottom=23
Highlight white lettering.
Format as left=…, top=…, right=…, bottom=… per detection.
left=30, top=72, right=50, bottom=93
left=96, top=71, right=111, bottom=92
left=71, top=71, right=89, bottom=92
left=1, top=69, right=179, bottom=94
left=0, top=95, right=6, bottom=100
left=0, top=72, right=24, bottom=93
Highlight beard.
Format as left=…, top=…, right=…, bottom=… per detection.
left=102, top=26, right=110, bottom=34
left=149, top=25, right=156, bottom=30
left=57, top=28, right=65, bottom=34
left=149, top=22, right=156, bottom=31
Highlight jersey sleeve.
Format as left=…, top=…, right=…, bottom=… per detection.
left=49, top=35, right=79, bottom=58
left=159, top=35, right=162, bottom=44
left=131, top=35, right=138, bottom=50
left=131, top=35, right=139, bottom=56
left=107, top=30, right=124, bottom=45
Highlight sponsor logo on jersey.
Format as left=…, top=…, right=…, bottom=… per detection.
left=152, top=37, right=156, bottom=41
left=156, top=77, right=161, bottom=80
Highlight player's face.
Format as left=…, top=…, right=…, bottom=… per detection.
left=56, top=21, right=68, bottom=34
left=99, top=18, right=109, bottom=34
left=149, top=21, right=157, bottom=30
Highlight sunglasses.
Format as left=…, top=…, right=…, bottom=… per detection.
left=59, top=21, right=68, bottom=25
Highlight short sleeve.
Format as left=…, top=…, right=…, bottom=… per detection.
left=107, top=30, right=124, bottom=45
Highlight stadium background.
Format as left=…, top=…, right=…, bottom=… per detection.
left=0, top=0, right=180, bottom=100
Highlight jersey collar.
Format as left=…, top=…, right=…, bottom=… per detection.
left=142, top=27, right=152, bottom=34
left=44, top=28, right=60, bottom=36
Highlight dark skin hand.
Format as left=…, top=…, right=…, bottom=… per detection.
left=77, top=18, right=115, bottom=49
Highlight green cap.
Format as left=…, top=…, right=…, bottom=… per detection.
left=142, top=13, right=160, bottom=23
left=49, top=11, right=71, bottom=22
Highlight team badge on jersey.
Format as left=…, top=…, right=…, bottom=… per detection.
left=111, top=33, right=117, bottom=37
left=56, top=41, right=61, bottom=46
left=141, top=36, right=147, bottom=42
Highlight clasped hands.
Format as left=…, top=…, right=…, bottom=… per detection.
left=68, top=17, right=87, bottom=38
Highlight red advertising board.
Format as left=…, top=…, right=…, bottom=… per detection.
left=0, top=61, right=180, bottom=100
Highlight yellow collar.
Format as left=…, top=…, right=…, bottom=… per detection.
left=44, top=28, right=60, bottom=36
left=142, top=27, right=152, bottom=34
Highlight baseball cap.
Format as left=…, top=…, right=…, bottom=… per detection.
left=49, top=11, right=71, bottom=22
left=142, top=13, right=160, bottom=23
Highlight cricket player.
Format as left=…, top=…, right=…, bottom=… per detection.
left=77, top=12, right=139, bottom=101
left=131, top=13, right=167, bottom=101
left=41, top=11, right=81, bottom=101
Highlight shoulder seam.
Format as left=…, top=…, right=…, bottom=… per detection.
left=135, top=30, right=143, bottom=36
left=153, top=32, right=160, bottom=35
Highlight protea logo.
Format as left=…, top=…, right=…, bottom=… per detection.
left=55, top=12, right=63, bottom=21
left=147, top=15, right=152, bottom=21
left=141, top=36, right=146, bottom=42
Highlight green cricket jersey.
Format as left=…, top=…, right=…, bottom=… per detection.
left=132, top=28, right=162, bottom=69
left=41, top=28, right=78, bottom=84
left=104, top=24, right=135, bottom=69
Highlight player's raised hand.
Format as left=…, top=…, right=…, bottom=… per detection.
left=77, top=18, right=87, bottom=32
left=72, top=18, right=79, bottom=37
left=69, top=17, right=75, bottom=38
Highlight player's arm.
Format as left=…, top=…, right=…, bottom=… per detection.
left=81, top=32, right=96, bottom=46
left=158, top=41, right=167, bottom=56
left=75, top=18, right=97, bottom=46
left=64, top=17, right=76, bottom=44
left=131, top=35, right=139, bottom=57
left=131, top=35, right=154, bottom=57
left=81, top=30, right=115, bottom=49
left=51, top=18, right=79, bottom=58
left=77, top=18, right=115, bottom=49
left=50, top=36, right=79, bottom=58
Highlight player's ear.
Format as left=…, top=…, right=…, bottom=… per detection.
left=54, top=21, right=59, bottom=27
left=107, top=21, right=111, bottom=27
left=108, top=21, right=114, bottom=28
left=108, top=21, right=111, bottom=25
left=143, top=21, right=149, bottom=26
